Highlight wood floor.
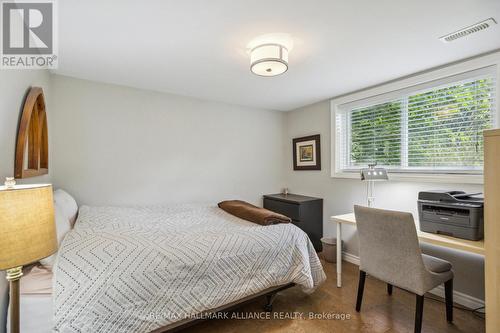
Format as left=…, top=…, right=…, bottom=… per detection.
left=182, top=260, right=485, bottom=333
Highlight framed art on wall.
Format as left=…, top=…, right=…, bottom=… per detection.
left=293, top=134, right=321, bottom=170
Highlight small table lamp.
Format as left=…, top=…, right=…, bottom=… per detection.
left=0, top=178, right=57, bottom=333
left=360, top=164, right=388, bottom=207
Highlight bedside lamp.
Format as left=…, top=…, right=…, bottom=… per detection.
left=0, top=178, right=57, bottom=333
left=360, top=164, right=388, bottom=207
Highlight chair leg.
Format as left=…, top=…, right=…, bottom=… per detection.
left=415, top=294, right=424, bottom=333
left=445, top=279, right=453, bottom=323
left=355, top=270, right=366, bottom=312
left=387, top=283, right=393, bottom=295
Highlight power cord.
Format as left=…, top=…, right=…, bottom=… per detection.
left=424, top=294, right=485, bottom=320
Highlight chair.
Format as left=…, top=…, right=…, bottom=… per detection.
left=353, top=205, right=454, bottom=333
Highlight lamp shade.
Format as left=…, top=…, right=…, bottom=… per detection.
left=0, top=184, right=57, bottom=270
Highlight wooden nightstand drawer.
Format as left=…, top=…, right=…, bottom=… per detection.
left=264, top=199, right=300, bottom=221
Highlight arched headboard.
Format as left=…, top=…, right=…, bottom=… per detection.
left=14, top=87, right=49, bottom=178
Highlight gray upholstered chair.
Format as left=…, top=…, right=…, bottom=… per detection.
left=354, top=205, right=454, bottom=333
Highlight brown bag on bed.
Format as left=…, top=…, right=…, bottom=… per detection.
left=218, top=200, right=291, bottom=226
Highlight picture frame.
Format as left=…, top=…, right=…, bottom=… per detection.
left=293, top=134, right=321, bottom=170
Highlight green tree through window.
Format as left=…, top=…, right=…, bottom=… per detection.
left=350, top=101, right=402, bottom=167
left=348, top=77, right=494, bottom=172
left=407, top=78, right=493, bottom=169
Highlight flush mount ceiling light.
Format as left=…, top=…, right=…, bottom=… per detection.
left=248, top=33, right=294, bottom=77
left=250, top=43, right=288, bottom=76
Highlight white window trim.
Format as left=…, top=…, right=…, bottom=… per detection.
left=331, top=52, right=500, bottom=184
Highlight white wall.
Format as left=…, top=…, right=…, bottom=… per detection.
left=50, top=75, right=286, bottom=207
left=284, top=100, right=485, bottom=301
left=0, top=70, right=51, bottom=333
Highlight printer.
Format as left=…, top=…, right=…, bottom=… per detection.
left=417, top=191, right=484, bottom=241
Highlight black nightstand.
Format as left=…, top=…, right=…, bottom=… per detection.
left=263, top=193, right=323, bottom=251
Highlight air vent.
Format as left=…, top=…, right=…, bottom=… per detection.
left=439, top=18, right=497, bottom=42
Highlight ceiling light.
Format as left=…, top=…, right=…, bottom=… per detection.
left=247, top=33, right=293, bottom=77
left=250, top=43, right=288, bottom=76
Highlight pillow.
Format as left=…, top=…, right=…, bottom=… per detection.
left=39, top=206, right=71, bottom=268
left=218, top=200, right=291, bottom=226
left=53, top=189, right=78, bottom=227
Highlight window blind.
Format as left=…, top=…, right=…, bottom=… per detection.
left=336, top=68, right=497, bottom=173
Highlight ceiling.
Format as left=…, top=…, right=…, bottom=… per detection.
left=55, top=0, right=500, bottom=111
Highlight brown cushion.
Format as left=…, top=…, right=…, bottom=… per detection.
left=218, top=200, right=291, bottom=226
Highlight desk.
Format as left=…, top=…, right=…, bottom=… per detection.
left=331, top=213, right=485, bottom=288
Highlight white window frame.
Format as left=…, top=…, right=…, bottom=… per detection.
left=331, top=52, right=500, bottom=184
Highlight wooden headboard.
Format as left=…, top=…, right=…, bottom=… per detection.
left=14, top=87, right=49, bottom=179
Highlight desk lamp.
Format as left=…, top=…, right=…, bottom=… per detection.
left=360, top=163, right=388, bottom=207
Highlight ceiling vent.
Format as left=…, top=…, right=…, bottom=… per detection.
left=439, top=18, right=497, bottom=42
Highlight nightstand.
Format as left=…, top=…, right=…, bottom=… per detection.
left=263, top=193, right=323, bottom=251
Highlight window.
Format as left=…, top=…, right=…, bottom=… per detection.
left=334, top=67, right=497, bottom=178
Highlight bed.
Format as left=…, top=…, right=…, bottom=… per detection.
left=14, top=203, right=325, bottom=332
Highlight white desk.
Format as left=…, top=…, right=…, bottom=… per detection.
left=331, top=213, right=485, bottom=288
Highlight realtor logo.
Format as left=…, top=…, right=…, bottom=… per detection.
left=1, top=0, right=57, bottom=69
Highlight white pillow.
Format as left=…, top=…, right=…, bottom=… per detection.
left=39, top=207, right=71, bottom=268
left=53, top=189, right=78, bottom=226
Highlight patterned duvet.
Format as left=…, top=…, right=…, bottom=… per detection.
left=54, top=204, right=326, bottom=332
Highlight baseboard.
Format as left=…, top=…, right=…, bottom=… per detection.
left=340, top=251, right=484, bottom=310
left=342, top=252, right=360, bottom=265
left=429, top=285, right=484, bottom=310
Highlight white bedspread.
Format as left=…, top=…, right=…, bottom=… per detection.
left=54, top=204, right=325, bottom=332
